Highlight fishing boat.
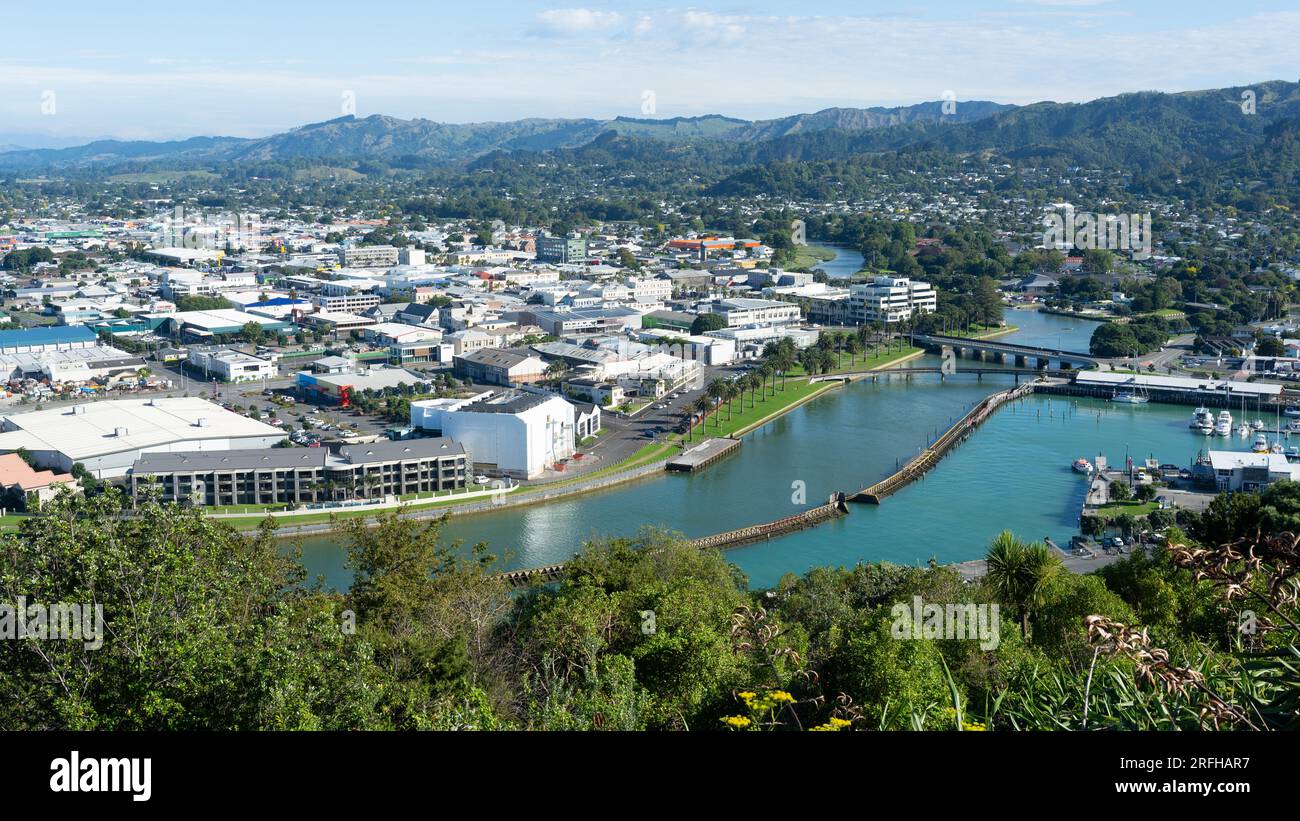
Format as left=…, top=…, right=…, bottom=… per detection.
left=1215, top=410, right=1233, bottom=436
left=1253, top=432, right=1272, bottom=453
left=1072, top=458, right=1094, bottom=475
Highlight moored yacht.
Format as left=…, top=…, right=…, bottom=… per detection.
left=1253, top=432, right=1272, bottom=453
left=1072, top=458, right=1094, bottom=474
left=1215, top=410, right=1233, bottom=436
left=1189, top=406, right=1214, bottom=433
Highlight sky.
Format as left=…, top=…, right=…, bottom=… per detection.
left=2, top=0, right=1299, bottom=143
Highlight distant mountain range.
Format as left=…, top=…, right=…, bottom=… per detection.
left=2, top=82, right=1299, bottom=183
left=0, top=100, right=1012, bottom=170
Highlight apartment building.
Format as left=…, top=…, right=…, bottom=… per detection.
left=128, top=437, right=468, bottom=506
left=849, top=277, right=938, bottom=324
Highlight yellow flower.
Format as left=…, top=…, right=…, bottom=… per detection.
left=769, top=690, right=795, bottom=704
left=737, top=691, right=756, bottom=702
left=962, top=721, right=987, bottom=732
left=721, top=715, right=752, bottom=729
left=829, top=717, right=851, bottom=728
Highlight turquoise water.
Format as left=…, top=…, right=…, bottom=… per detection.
left=287, top=311, right=1127, bottom=590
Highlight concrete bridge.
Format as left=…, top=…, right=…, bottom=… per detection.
left=911, top=333, right=1098, bottom=370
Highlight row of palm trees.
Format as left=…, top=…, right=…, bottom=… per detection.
left=683, top=339, right=799, bottom=441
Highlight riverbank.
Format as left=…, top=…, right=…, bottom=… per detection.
left=230, top=345, right=926, bottom=535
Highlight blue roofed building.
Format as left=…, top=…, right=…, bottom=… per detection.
left=0, top=325, right=99, bottom=355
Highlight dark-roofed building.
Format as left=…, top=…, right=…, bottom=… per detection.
left=128, top=437, right=467, bottom=506
left=454, top=348, right=546, bottom=386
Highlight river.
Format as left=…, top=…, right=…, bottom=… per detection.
left=287, top=308, right=1131, bottom=588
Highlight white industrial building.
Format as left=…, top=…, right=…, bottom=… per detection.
left=410, top=390, right=574, bottom=479
left=0, top=397, right=285, bottom=478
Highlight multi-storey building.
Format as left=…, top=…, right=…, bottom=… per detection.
left=338, top=245, right=399, bottom=268
left=712, top=298, right=802, bottom=328
left=536, top=234, right=588, bottom=264
left=128, top=437, right=468, bottom=506
left=848, top=277, right=937, bottom=324
left=312, top=293, right=382, bottom=313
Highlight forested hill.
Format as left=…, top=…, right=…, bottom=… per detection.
left=0, top=99, right=1011, bottom=171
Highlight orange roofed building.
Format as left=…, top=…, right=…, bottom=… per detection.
left=0, top=453, right=79, bottom=507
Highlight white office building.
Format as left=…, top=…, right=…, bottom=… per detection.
left=849, top=277, right=938, bottom=324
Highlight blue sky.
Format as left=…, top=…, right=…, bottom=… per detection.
left=3, top=0, right=1299, bottom=140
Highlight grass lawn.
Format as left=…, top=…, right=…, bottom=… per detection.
left=1093, top=500, right=1159, bottom=519
left=785, top=345, right=923, bottom=377
left=950, top=324, right=1019, bottom=340
left=685, top=378, right=832, bottom=440
left=785, top=245, right=838, bottom=271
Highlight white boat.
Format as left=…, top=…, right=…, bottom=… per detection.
left=1253, top=419, right=1266, bottom=430
left=1215, top=410, right=1233, bottom=436
left=1111, top=385, right=1149, bottom=405
left=1253, top=433, right=1271, bottom=453
left=1285, top=407, right=1300, bottom=419
left=1189, top=406, right=1214, bottom=433
left=1072, top=458, right=1094, bottom=474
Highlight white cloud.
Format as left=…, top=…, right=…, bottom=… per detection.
left=531, top=8, right=624, bottom=36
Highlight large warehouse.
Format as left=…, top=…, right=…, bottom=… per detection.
left=0, top=397, right=285, bottom=478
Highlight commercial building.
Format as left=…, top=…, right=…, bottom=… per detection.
left=849, top=277, right=938, bottom=324
left=1205, top=450, right=1300, bottom=492
left=535, top=234, right=589, bottom=264
left=338, top=245, right=399, bottom=268
left=523, top=306, right=642, bottom=337
left=0, top=325, right=99, bottom=354
left=410, top=390, right=575, bottom=479
left=0, top=344, right=146, bottom=383
left=313, top=293, right=382, bottom=314
left=0, top=397, right=285, bottom=478
left=128, top=437, right=468, bottom=506
left=296, top=365, right=427, bottom=407
left=712, top=298, right=802, bottom=328
left=454, top=348, right=547, bottom=386
left=187, top=347, right=278, bottom=382
left=152, top=309, right=293, bottom=342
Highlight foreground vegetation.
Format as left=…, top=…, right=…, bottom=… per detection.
left=2, top=487, right=1298, bottom=731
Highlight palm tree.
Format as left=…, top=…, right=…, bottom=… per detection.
left=691, top=396, right=713, bottom=436
left=705, top=378, right=727, bottom=428
left=757, top=363, right=775, bottom=398
left=984, top=531, right=1062, bottom=640
left=544, top=360, right=568, bottom=387
left=846, top=335, right=863, bottom=366
left=741, top=372, right=760, bottom=408
left=363, top=471, right=382, bottom=500
left=720, top=381, right=739, bottom=421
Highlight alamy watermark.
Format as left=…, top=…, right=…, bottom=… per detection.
left=1, top=597, right=104, bottom=650
left=1042, top=206, right=1152, bottom=261
left=891, top=596, right=1000, bottom=650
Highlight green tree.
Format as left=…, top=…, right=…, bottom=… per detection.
left=983, top=531, right=1062, bottom=640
